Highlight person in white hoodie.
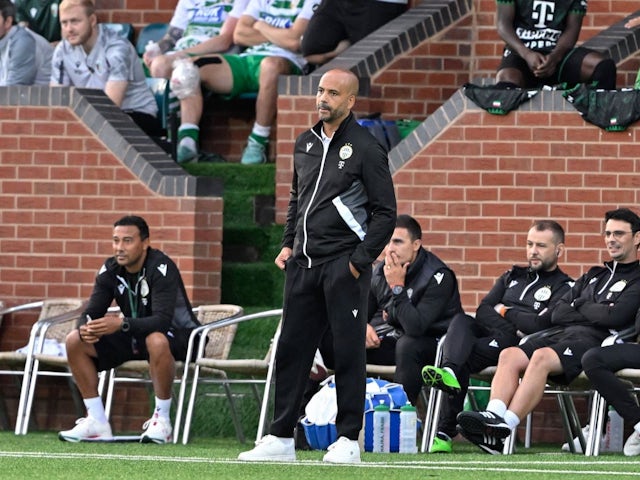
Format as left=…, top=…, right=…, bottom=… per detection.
left=0, top=0, right=52, bottom=86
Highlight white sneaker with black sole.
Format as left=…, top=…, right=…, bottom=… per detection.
left=140, top=414, right=172, bottom=444
left=237, top=435, right=296, bottom=462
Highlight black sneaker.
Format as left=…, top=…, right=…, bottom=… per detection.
left=456, top=424, right=505, bottom=455
left=456, top=410, right=511, bottom=439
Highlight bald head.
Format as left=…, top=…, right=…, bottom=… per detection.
left=316, top=69, right=359, bottom=133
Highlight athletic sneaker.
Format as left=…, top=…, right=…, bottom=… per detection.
left=422, top=365, right=461, bottom=394
left=238, top=435, right=296, bottom=461
left=176, top=144, right=198, bottom=164
left=322, top=436, right=361, bottom=464
left=431, top=432, right=453, bottom=453
left=140, top=414, right=172, bottom=444
left=456, top=424, right=505, bottom=455
left=561, top=424, right=605, bottom=453
left=456, top=410, right=512, bottom=440
left=624, top=430, right=640, bottom=456
left=240, top=138, right=267, bottom=164
left=58, top=416, right=113, bottom=442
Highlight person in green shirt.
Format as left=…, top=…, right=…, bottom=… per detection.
left=15, top=0, right=61, bottom=43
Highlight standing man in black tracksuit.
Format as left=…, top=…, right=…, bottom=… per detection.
left=422, top=220, right=573, bottom=453
left=457, top=208, right=640, bottom=455
left=366, top=214, right=463, bottom=405
left=239, top=68, right=396, bottom=464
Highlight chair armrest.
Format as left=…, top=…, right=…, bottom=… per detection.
left=601, top=326, right=637, bottom=347
left=518, top=326, right=564, bottom=346
left=191, top=309, right=283, bottom=361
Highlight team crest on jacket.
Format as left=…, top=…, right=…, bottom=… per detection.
left=534, top=286, right=552, bottom=301
left=339, top=143, right=353, bottom=160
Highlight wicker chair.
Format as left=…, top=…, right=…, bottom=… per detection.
left=181, top=309, right=283, bottom=444
left=0, top=299, right=85, bottom=434
left=102, top=304, right=244, bottom=443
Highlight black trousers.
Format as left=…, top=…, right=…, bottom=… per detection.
left=437, top=312, right=519, bottom=437
left=582, top=343, right=640, bottom=428
left=269, top=255, right=371, bottom=440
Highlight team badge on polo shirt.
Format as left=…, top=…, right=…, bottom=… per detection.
left=339, top=144, right=353, bottom=160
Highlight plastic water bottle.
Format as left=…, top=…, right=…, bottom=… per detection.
left=145, top=41, right=162, bottom=60
left=399, top=402, right=418, bottom=453
left=372, top=401, right=391, bottom=453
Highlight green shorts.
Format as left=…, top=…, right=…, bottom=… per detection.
left=222, top=54, right=302, bottom=98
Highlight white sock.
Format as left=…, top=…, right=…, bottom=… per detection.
left=486, top=399, right=507, bottom=417
left=154, top=397, right=172, bottom=420
left=504, top=409, right=520, bottom=429
left=84, top=397, right=107, bottom=424
left=251, top=122, right=271, bottom=138
left=634, top=421, right=640, bottom=434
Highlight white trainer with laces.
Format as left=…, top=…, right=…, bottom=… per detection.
left=140, top=414, right=173, bottom=444
left=561, top=424, right=605, bottom=453
left=322, top=436, right=361, bottom=464
left=624, top=430, right=640, bottom=456
left=58, top=416, right=113, bottom=442
left=237, top=435, right=296, bottom=461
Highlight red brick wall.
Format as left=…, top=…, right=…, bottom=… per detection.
left=0, top=99, right=223, bottom=432
left=277, top=93, right=640, bottom=312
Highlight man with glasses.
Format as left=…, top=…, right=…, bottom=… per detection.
left=457, top=207, right=640, bottom=454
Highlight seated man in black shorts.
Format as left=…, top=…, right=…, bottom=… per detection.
left=301, top=0, right=408, bottom=66
left=422, top=220, right=573, bottom=453
left=59, top=215, right=200, bottom=444
left=495, top=0, right=616, bottom=90
left=457, top=208, right=640, bottom=454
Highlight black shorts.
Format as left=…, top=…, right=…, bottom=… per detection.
left=300, top=0, right=406, bottom=56
left=517, top=327, right=609, bottom=384
left=498, top=46, right=594, bottom=88
left=93, top=328, right=195, bottom=372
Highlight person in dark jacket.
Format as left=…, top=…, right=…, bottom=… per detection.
left=422, top=219, right=573, bottom=453
left=366, top=214, right=463, bottom=405
left=59, top=215, right=200, bottom=444
left=239, top=68, right=396, bottom=464
left=457, top=208, right=640, bottom=455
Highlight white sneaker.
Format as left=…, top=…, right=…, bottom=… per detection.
left=561, top=424, right=604, bottom=453
left=624, top=430, right=640, bottom=456
left=238, top=435, right=296, bottom=461
left=58, top=416, right=113, bottom=442
left=140, top=414, right=172, bottom=444
left=322, top=436, right=361, bottom=464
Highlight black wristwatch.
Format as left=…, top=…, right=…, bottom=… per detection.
left=391, top=285, right=404, bottom=295
left=121, top=319, right=131, bottom=333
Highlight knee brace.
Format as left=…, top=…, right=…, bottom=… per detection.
left=591, top=58, right=617, bottom=90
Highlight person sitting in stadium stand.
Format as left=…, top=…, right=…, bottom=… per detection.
left=624, top=13, right=640, bottom=89
left=143, top=0, right=249, bottom=79
left=51, top=0, right=162, bottom=139
left=457, top=208, right=640, bottom=455
left=0, top=0, right=53, bottom=86
left=494, top=0, right=616, bottom=90
left=422, top=220, right=573, bottom=453
left=169, top=0, right=320, bottom=165
left=300, top=0, right=408, bottom=66
left=14, top=0, right=61, bottom=43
